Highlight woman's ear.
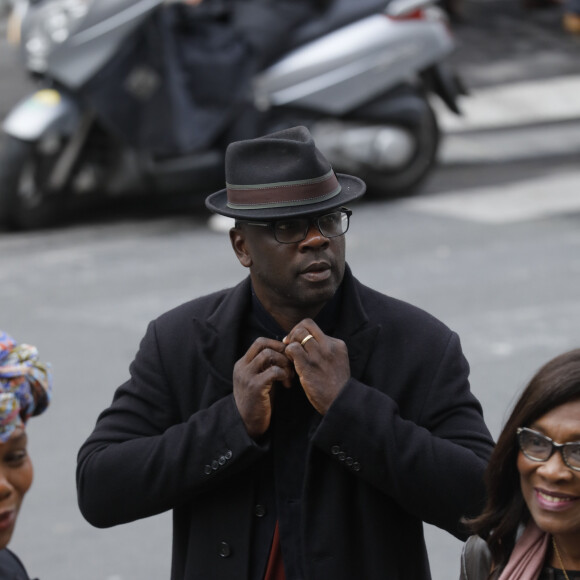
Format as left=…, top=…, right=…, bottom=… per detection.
left=230, top=226, right=252, bottom=268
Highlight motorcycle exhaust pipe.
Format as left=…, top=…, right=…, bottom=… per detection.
left=310, top=121, right=416, bottom=173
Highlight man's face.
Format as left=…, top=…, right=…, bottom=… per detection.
left=230, top=211, right=347, bottom=321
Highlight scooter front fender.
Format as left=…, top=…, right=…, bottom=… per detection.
left=2, top=89, right=80, bottom=142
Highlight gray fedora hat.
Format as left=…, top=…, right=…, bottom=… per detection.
left=205, top=125, right=366, bottom=220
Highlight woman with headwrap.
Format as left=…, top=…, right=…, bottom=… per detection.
left=0, top=330, right=52, bottom=579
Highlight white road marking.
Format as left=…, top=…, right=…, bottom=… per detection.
left=405, top=168, right=580, bottom=223
left=432, top=75, right=580, bottom=132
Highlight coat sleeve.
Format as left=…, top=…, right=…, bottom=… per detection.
left=460, top=535, right=494, bottom=580
left=311, top=330, right=494, bottom=539
left=76, top=318, right=265, bottom=528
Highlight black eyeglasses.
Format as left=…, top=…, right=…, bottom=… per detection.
left=517, top=427, right=580, bottom=471
left=237, top=207, right=352, bottom=244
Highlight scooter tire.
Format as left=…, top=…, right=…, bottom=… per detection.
left=0, top=133, right=68, bottom=231
left=359, top=104, right=441, bottom=199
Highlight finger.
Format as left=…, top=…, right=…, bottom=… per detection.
left=235, top=342, right=294, bottom=391
left=284, top=340, right=309, bottom=366
left=244, top=336, right=286, bottom=362
left=260, top=363, right=293, bottom=388
left=282, top=319, right=322, bottom=346
left=254, top=347, right=293, bottom=373
left=244, top=346, right=295, bottom=389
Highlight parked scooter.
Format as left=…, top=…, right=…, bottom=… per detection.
left=0, top=0, right=463, bottom=230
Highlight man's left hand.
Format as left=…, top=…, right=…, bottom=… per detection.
left=283, top=319, right=350, bottom=415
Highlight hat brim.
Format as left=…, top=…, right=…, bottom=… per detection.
left=205, top=173, right=366, bottom=220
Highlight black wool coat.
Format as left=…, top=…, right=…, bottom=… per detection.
left=77, top=266, right=494, bottom=580
left=0, top=549, right=34, bottom=579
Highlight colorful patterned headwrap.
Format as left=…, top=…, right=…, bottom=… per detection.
left=0, top=330, right=52, bottom=442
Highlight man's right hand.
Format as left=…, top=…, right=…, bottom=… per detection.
left=233, top=338, right=294, bottom=439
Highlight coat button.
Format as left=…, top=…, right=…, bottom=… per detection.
left=352, top=462, right=361, bottom=472
left=218, top=542, right=231, bottom=558
left=212, top=460, right=219, bottom=470
left=337, top=451, right=346, bottom=461
left=331, top=445, right=341, bottom=455
left=254, top=504, right=267, bottom=518
left=204, top=465, right=212, bottom=475
left=225, top=450, right=233, bottom=459
left=219, top=456, right=226, bottom=465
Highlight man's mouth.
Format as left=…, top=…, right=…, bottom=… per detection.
left=301, top=262, right=331, bottom=282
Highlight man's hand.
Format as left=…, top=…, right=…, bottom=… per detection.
left=283, top=319, right=350, bottom=415
left=233, top=338, right=294, bottom=439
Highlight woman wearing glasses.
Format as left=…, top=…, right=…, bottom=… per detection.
left=460, top=348, right=580, bottom=580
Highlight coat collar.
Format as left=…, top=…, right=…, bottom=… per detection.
left=333, top=265, right=380, bottom=378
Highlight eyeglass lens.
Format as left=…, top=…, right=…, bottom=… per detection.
left=273, top=210, right=350, bottom=243
left=518, top=427, right=580, bottom=470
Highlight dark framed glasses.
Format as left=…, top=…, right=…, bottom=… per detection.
left=238, top=207, right=352, bottom=244
left=517, top=427, right=580, bottom=471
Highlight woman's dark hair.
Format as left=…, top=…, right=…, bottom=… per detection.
left=466, top=348, right=580, bottom=570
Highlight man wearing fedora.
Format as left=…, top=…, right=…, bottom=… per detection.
left=77, top=126, right=493, bottom=579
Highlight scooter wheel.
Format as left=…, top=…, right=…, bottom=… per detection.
left=0, top=133, right=68, bottom=230
left=360, top=105, right=440, bottom=198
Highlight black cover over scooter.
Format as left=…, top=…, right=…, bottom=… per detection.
left=82, top=0, right=333, bottom=157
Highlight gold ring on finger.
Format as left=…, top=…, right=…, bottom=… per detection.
left=300, top=334, right=314, bottom=347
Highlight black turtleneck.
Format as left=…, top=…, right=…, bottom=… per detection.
left=243, top=284, right=342, bottom=580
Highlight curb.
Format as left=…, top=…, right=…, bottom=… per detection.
left=439, top=119, right=580, bottom=165
left=437, top=0, right=580, bottom=166
left=433, top=74, right=580, bottom=164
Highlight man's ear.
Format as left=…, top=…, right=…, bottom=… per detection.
left=230, top=226, right=252, bottom=268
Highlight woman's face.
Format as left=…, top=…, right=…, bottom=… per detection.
left=518, top=400, right=580, bottom=542
left=0, top=428, right=33, bottom=550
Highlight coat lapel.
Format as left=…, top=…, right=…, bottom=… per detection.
left=193, top=268, right=379, bottom=402
left=335, top=265, right=380, bottom=380
left=194, top=277, right=253, bottom=404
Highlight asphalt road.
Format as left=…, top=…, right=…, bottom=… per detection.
left=1, top=154, right=579, bottom=579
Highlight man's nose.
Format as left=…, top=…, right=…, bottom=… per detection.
left=299, top=221, right=328, bottom=248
